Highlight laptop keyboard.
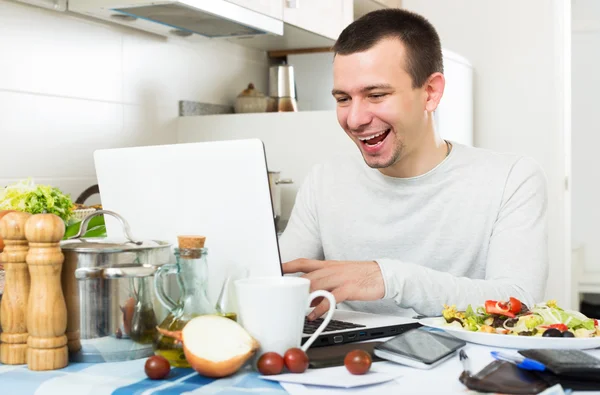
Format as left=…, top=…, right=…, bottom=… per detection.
left=303, top=317, right=367, bottom=334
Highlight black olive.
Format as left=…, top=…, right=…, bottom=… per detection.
left=542, top=328, right=562, bottom=337
left=492, top=317, right=508, bottom=328
left=562, top=331, right=575, bottom=338
left=505, top=318, right=517, bottom=328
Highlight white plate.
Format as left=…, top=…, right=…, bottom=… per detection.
left=419, top=317, right=600, bottom=350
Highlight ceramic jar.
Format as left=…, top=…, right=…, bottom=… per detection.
left=234, top=83, right=267, bottom=114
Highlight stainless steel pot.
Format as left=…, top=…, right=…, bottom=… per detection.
left=268, top=171, right=293, bottom=225
left=61, top=210, right=172, bottom=363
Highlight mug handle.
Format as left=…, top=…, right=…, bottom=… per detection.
left=301, top=290, right=337, bottom=351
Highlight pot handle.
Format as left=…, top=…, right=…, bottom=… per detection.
left=69, top=210, right=143, bottom=245
left=75, top=265, right=157, bottom=279
left=154, top=263, right=179, bottom=313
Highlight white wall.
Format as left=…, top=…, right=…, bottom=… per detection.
left=572, top=0, right=600, bottom=292
left=401, top=0, right=571, bottom=306
left=178, top=111, right=356, bottom=221
left=0, top=0, right=269, bottom=203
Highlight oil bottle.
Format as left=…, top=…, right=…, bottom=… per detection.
left=153, top=235, right=234, bottom=367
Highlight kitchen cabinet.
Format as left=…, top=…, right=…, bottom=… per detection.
left=68, top=0, right=345, bottom=51
left=224, top=0, right=355, bottom=40
left=372, top=0, right=402, bottom=7
left=15, top=0, right=66, bottom=11
left=283, top=0, right=353, bottom=41
left=354, top=0, right=402, bottom=19
left=225, top=0, right=283, bottom=20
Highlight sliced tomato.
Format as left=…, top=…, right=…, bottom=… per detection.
left=485, top=300, right=515, bottom=318
left=595, top=319, right=598, bottom=328
left=541, top=323, right=568, bottom=332
left=508, top=297, right=522, bottom=314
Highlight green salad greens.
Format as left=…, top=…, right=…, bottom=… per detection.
left=0, top=179, right=73, bottom=222
left=442, top=298, right=599, bottom=338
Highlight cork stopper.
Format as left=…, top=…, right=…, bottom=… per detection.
left=177, top=235, right=206, bottom=249
left=177, top=235, right=206, bottom=259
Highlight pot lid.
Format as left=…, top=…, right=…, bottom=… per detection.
left=62, top=209, right=171, bottom=253
left=61, top=238, right=170, bottom=253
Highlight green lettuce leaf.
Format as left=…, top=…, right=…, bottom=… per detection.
left=465, top=305, right=475, bottom=318
left=532, top=306, right=596, bottom=330
left=63, top=215, right=106, bottom=239
left=0, top=179, right=73, bottom=222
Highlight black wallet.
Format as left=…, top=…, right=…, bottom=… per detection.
left=460, top=350, right=600, bottom=393
left=459, top=360, right=549, bottom=394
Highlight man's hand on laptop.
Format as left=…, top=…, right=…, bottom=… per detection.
left=282, top=259, right=385, bottom=321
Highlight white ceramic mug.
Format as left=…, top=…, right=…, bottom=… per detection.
left=234, top=276, right=336, bottom=356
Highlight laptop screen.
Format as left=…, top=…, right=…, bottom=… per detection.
left=94, top=138, right=283, bottom=302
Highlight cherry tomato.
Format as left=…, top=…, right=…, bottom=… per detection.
left=508, top=297, right=522, bottom=314
left=484, top=300, right=515, bottom=318
left=145, top=355, right=171, bottom=380
left=257, top=352, right=284, bottom=375
left=284, top=348, right=309, bottom=373
left=344, top=350, right=372, bottom=375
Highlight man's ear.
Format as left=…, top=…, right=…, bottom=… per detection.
left=424, top=72, right=445, bottom=113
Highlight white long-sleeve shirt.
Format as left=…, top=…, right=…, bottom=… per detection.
left=279, top=142, right=549, bottom=317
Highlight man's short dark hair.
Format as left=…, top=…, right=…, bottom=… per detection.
left=333, top=8, right=443, bottom=88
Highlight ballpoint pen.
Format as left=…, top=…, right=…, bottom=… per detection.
left=490, top=351, right=546, bottom=371
left=459, top=349, right=471, bottom=375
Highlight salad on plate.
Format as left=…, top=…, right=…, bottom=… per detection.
left=442, top=297, right=599, bottom=338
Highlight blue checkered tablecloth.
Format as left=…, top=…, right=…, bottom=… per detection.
left=0, top=359, right=287, bottom=395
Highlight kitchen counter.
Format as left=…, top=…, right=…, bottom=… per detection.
left=0, top=343, right=595, bottom=394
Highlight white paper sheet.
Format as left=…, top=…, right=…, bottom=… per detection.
left=280, top=380, right=404, bottom=395
left=259, top=365, right=402, bottom=388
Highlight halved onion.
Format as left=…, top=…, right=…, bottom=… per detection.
left=156, top=315, right=259, bottom=378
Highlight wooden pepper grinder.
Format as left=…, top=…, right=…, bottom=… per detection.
left=0, top=211, right=32, bottom=364
left=25, top=214, right=68, bottom=371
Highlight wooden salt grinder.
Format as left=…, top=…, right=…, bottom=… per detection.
left=25, top=214, right=68, bottom=371
left=0, top=212, right=32, bottom=364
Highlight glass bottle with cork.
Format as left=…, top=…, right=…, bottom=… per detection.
left=153, top=235, right=235, bottom=367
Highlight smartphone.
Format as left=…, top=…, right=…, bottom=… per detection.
left=373, top=328, right=466, bottom=369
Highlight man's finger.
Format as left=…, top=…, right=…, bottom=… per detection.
left=282, top=258, right=328, bottom=274
left=309, top=270, right=345, bottom=293
left=307, top=287, right=351, bottom=321
left=308, top=298, right=331, bottom=321
left=303, top=266, right=340, bottom=287
left=310, top=296, right=324, bottom=307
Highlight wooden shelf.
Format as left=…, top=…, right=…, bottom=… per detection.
left=268, top=47, right=333, bottom=59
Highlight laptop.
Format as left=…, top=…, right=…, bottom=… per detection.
left=93, top=139, right=420, bottom=348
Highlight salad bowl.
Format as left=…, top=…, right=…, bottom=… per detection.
left=419, top=316, right=600, bottom=349
left=420, top=298, right=600, bottom=349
